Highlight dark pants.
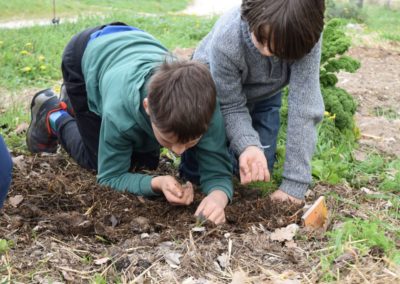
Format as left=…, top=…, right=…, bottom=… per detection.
left=58, top=23, right=159, bottom=171
left=0, top=135, right=12, bottom=208
left=180, top=92, right=282, bottom=182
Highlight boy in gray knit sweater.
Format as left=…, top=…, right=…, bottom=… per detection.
left=182, top=0, right=325, bottom=203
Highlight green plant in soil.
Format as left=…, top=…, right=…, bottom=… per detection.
left=320, top=18, right=360, bottom=131
left=319, top=218, right=400, bottom=281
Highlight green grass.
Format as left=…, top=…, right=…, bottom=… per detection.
left=0, top=104, right=29, bottom=151
left=373, top=106, right=400, bottom=120
left=319, top=218, right=400, bottom=281
left=0, top=239, right=13, bottom=254
left=363, top=5, right=400, bottom=42
left=0, top=0, right=190, bottom=21
left=348, top=153, right=400, bottom=193
left=0, top=13, right=216, bottom=90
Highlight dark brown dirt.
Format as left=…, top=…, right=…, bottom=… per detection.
left=1, top=153, right=311, bottom=283
left=2, top=154, right=302, bottom=242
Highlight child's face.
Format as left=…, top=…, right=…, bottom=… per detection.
left=152, top=123, right=202, bottom=155
left=251, top=32, right=273, bottom=57
left=143, top=98, right=201, bottom=155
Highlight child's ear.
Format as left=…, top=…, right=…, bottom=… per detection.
left=143, top=98, right=150, bottom=115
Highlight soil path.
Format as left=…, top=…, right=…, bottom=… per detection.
left=337, top=46, right=400, bottom=156
left=0, top=17, right=78, bottom=29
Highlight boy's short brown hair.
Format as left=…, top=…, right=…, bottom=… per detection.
left=147, top=59, right=216, bottom=143
left=241, top=0, right=325, bottom=61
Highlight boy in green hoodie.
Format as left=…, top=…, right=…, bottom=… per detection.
left=26, top=23, right=233, bottom=225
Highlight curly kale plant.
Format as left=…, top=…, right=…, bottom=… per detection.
left=321, top=19, right=360, bottom=130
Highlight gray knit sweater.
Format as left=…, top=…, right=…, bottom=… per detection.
left=193, top=6, right=325, bottom=199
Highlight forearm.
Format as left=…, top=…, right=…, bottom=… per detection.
left=281, top=36, right=324, bottom=200
left=223, top=111, right=262, bottom=156
left=97, top=171, right=158, bottom=197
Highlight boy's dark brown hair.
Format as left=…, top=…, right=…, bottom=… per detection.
left=241, top=0, right=325, bottom=61
left=147, top=59, right=216, bottom=143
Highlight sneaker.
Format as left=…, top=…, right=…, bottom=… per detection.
left=26, top=88, right=67, bottom=153
left=59, top=84, right=75, bottom=117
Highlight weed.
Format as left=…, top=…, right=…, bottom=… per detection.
left=0, top=239, right=13, bottom=254
left=348, top=154, right=400, bottom=192
left=319, top=218, right=400, bottom=280
left=373, top=106, right=400, bottom=120
left=91, top=274, right=107, bottom=284
left=161, top=148, right=180, bottom=168
left=82, top=254, right=93, bottom=265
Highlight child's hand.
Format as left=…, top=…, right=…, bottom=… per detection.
left=152, top=176, right=194, bottom=205
left=195, top=190, right=228, bottom=225
left=239, top=146, right=270, bottom=184
left=270, top=189, right=302, bottom=204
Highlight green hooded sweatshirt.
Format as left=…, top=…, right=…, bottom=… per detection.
left=81, top=30, right=233, bottom=200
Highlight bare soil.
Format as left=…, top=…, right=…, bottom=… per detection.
left=337, top=46, right=400, bottom=156
left=1, top=153, right=314, bottom=283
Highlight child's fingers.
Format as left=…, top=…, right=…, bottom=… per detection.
left=182, top=188, right=194, bottom=205
left=207, top=209, right=225, bottom=225
left=168, top=182, right=183, bottom=198
left=257, top=162, right=265, bottom=181
left=251, top=162, right=258, bottom=181
left=264, top=168, right=270, bottom=182
left=240, top=163, right=251, bottom=184
left=183, top=181, right=193, bottom=190
left=195, top=200, right=206, bottom=217
left=180, top=181, right=194, bottom=205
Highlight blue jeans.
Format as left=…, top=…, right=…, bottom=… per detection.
left=180, top=92, right=282, bottom=183
left=0, top=135, right=13, bottom=208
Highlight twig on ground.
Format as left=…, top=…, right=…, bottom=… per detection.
left=303, top=272, right=313, bottom=284
left=351, top=263, right=371, bottom=283
left=55, top=265, right=102, bottom=275
left=1, top=253, right=12, bottom=283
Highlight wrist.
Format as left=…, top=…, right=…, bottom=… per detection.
left=243, top=145, right=264, bottom=154
left=151, top=176, right=163, bottom=193
left=209, top=190, right=229, bottom=207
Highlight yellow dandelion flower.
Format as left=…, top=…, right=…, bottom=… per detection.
left=324, top=111, right=331, bottom=117
left=21, top=66, right=32, bottom=72
left=20, top=50, right=30, bottom=55
left=38, top=55, right=45, bottom=61
left=39, top=65, right=47, bottom=71
left=329, top=113, right=336, bottom=120
left=54, top=85, right=61, bottom=94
